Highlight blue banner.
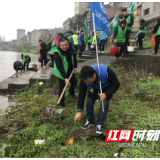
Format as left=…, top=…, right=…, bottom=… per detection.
left=99, top=32, right=108, bottom=41
left=90, top=2, right=109, bottom=36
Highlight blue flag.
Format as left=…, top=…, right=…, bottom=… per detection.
left=99, top=32, right=108, bottom=41
left=90, top=2, right=109, bottom=37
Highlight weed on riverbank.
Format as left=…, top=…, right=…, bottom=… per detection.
left=0, top=63, right=160, bottom=158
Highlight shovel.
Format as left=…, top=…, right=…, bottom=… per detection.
left=66, top=121, right=77, bottom=146
left=48, top=70, right=74, bottom=115
left=55, top=70, right=74, bottom=108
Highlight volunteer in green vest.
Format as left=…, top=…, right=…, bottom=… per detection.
left=122, top=8, right=134, bottom=54
left=114, top=20, right=131, bottom=60
left=153, top=19, right=160, bottom=55
left=91, top=33, right=100, bottom=53
left=136, top=19, right=146, bottom=49
left=64, top=31, right=76, bottom=54
left=47, top=33, right=63, bottom=69
left=21, top=53, right=31, bottom=71
left=54, top=37, right=78, bottom=107
left=72, top=33, right=78, bottom=55
left=87, top=32, right=94, bottom=53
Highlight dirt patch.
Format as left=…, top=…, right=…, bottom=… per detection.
left=0, top=114, right=6, bottom=120
left=8, top=122, right=19, bottom=134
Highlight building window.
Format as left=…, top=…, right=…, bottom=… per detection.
left=144, top=8, right=149, bottom=16
left=153, top=2, right=160, bottom=12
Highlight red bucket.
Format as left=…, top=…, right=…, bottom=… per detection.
left=131, top=41, right=135, bottom=46
left=32, top=64, right=37, bottom=69
left=110, top=45, right=119, bottom=55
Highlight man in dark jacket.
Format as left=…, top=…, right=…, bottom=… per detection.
left=74, top=65, right=120, bottom=134
left=13, top=61, right=23, bottom=77
left=78, top=30, right=85, bottom=59
left=64, top=31, right=76, bottom=54
left=54, top=37, right=78, bottom=107
left=39, top=40, right=47, bottom=67
left=122, top=8, right=134, bottom=54
left=153, top=19, right=160, bottom=55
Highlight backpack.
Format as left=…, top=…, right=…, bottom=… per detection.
left=46, top=41, right=52, bottom=52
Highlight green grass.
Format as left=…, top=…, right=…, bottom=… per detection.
left=0, top=63, right=160, bottom=158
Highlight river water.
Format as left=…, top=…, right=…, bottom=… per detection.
left=0, top=51, right=39, bottom=112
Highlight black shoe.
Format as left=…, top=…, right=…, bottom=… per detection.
left=153, top=52, right=157, bottom=55
left=82, top=121, right=94, bottom=129
left=69, top=94, right=78, bottom=99
left=96, top=125, right=103, bottom=134
left=59, top=104, right=66, bottom=108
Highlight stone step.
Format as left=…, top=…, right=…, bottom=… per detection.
left=30, top=67, right=51, bottom=84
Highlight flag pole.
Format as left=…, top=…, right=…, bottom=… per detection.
left=92, top=12, right=104, bottom=112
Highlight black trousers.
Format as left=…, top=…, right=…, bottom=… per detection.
left=49, top=54, right=54, bottom=68
left=24, top=62, right=29, bottom=71
left=58, top=73, right=78, bottom=105
left=78, top=45, right=85, bottom=57
left=115, top=46, right=124, bottom=58
left=41, top=54, right=47, bottom=67
left=14, top=67, right=23, bottom=73
left=124, top=30, right=131, bottom=52
left=99, top=40, right=106, bottom=51
left=155, top=35, right=160, bottom=53
left=138, top=33, right=145, bottom=47
left=75, top=45, right=78, bottom=55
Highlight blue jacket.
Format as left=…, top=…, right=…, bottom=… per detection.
left=85, top=64, right=110, bottom=90
left=78, top=34, right=85, bottom=45
left=64, top=33, right=76, bottom=52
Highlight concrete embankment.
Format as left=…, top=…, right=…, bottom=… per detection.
left=0, top=47, right=156, bottom=93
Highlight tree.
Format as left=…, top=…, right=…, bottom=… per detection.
left=23, top=42, right=32, bottom=52
left=69, top=14, right=84, bottom=32
left=40, top=36, right=51, bottom=44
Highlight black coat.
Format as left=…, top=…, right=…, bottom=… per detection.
left=40, top=42, right=47, bottom=55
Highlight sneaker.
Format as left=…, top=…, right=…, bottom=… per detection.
left=115, top=57, right=118, bottom=60
left=101, top=51, right=104, bottom=53
left=78, top=57, right=82, bottom=59
left=98, top=51, right=101, bottom=53
left=118, top=56, right=123, bottom=60
left=96, top=125, right=103, bottom=134
left=59, top=104, right=66, bottom=108
left=152, top=52, right=157, bottom=55
left=82, top=120, right=94, bottom=130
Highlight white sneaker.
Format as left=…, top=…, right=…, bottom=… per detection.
left=96, top=125, right=103, bottom=134
left=101, top=51, right=104, bottom=53
left=82, top=120, right=94, bottom=129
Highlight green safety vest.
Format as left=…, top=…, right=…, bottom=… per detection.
left=67, top=36, right=72, bottom=41
left=54, top=49, right=74, bottom=80
left=72, top=34, right=78, bottom=45
left=87, top=35, right=93, bottom=43
left=116, top=26, right=127, bottom=43
left=139, top=25, right=146, bottom=33
left=155, top=26, right=160, bottom=37
left=97, top=35, right=100, bottom=43
left=48, top=39, right=57, bottom=55
left=123, top=15, right=132, bottom=31
left=23, top=54, right=30, bottom=63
